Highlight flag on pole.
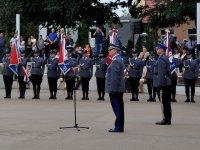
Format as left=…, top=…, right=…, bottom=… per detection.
left=9, top=42, right=19, bottom=75
left=58, top=37, right=71, bottom=75
left=165, top=29, right=176, bottom=74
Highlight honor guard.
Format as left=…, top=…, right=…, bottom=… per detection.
left=64, top=50, right=78, bottom=100
left=153, top=44, right=172, bottom=125
left=18, top=52, right=28, bottom=99
left=47, top=50, right=60, bottom=99
left=30, top=50, right=45, bottom=99
left=95, top=53, right=107, bottom=100
left=146, top=53, right=159, bottom=102
left=128, top=50, right=144, bottom=101
left=79, top=51, right=93, bottom=100
left=2, top=52, right=14, bottom=98
left=105, top=44, right=125, bottom=132
left=183, top=51, right=199, bottom=103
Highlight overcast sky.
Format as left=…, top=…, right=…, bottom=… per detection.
left=100, top=0, right=129, bottom=16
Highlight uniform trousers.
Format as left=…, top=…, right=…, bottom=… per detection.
left=31, top=74, right=43, bottom=98
left=170, top=75, right=177, bottom=100
left=109, top=92, right=124, bottom=131
left=160, top=85, right=172, bottom=122
left=65, top=76, right=75, bottom=97
left=3, top=75, right=13, bottom=98
left=48, top=77, right=58, bottom=97
left=18, top=76, right=27, bottom=98
left=146, top=78, right=157, bottom=100
left=81, top=77, right=91, bottom=99
left=96, top=77, right=105, bottom=98
left=129, top=77, right=140, bottom=100
left=184, top=79, right=196, bottom=100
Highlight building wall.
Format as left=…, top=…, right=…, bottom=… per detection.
left=158, top=20, right=196, bottom=41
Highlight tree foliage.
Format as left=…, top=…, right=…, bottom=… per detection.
left=129, top=0, right=199, bottom=28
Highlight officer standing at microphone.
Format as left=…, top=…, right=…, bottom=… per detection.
left=95, top=53, right=107, bottom=100
left=47, top=50, right=60, bottom=99
left=153, top=44, right=172, bottom=125
left=106, top=44, right=125, bottom=133
left=30, top=50, right=45, bottom=99
left=18, top=52, right=28, bottom=99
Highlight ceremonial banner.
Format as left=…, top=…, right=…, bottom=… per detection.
left=9, top=42, right=19, bottom=75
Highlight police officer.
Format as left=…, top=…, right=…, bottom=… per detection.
left=30, top=50, right=45, bottom=99
left=146, top=53, right=158, bottom=102
left=153, top=44, right=172, bottom=125
left=79, top=51, right=93, bottom=100
left=64, top=50, right=78, bottom=100
left=95, top=53, right=107, bottom=100
left=183, top=51, right=199, bottom=103
left=47, top=50, right=59, bottom=99
left=18, top=52, right=28, bottom=99
left=128, top=50, right=144, bottom=101
left=105, top=44, right=125, bottom=132
left=2, top=52, right=14, bottom=98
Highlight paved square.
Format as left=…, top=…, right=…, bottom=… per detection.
left=0, top=89, right=200, bottom=150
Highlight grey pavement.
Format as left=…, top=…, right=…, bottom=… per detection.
left=0, top=89, right=200, bottom=150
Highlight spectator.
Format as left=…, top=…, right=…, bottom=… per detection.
left=0, top=33, right=6, bottom=62
left=30, top=35, right=37, bottom=52
left=93, top=27, right=104, bottom=57
left=186, top=36, right=197, bottom=58
left=19, top=36, right=25, bottom=53
left=48, top=28, right=58, bottom=50
left=37, top=35, right=45, bottom=56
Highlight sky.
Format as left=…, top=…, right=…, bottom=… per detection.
left=100, top=0, right=129, bottom=16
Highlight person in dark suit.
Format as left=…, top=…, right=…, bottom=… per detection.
left=79, top=51, right=93, bottom=100
left=128, top=50, right=144, bottom=101
left=2, top=52, right=14, bottom=98
left=64, top=51, right=78, bottom=100
left=153, top=44, right=172, bottom=125
left=95, top=53, right=107, bottom=100
left=182, top=51, right=199, bottom=103
left=30, top=50, right=45, bottom=99
left=47, top=50, right=60, bottom=99
left=105, top=44, right=125, bottom=133
left=18, top=52, right=28, bottom=99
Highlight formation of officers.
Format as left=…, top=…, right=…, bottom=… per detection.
left=2, top=43, right=199, bottom=103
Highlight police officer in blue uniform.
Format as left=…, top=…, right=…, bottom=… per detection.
left=18, top=52, right=28, bottom=99
left=146, top=53, right=159, bottom=102
left=128, top=50, right=144, bottom=101
left=95, top=53, right=107, bottom=100
left=64, top=50, right=78, bottom=100
left=2, top=52, right=14, bottom=99
left=153, top=44, right=172, bottom=125
left=79, top=51, right=93, bottom=100
left=106, top=44, right=125, bottom=133
left=30, top=50, right=45, bottom=99
left=183, top=51, right=199, bottom=103
left=47, top=50, right=60, bottom=99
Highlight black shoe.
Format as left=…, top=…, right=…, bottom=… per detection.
left=147, top=98, right=153, bottom=102
left=53, top=96, right=57, bottom=100
left=185, top=99, right=190, bottom=103
left=131, top=98, right=139, bottom=101
left=155, top=120, right=171, bottom=125
left=82, top=97, right=86, bottom=100
left=4, top=96, right=10, bottom=99
left=18, top=96, right=24, bottom=99
left=108, top=129, right=124, bottom=133
left=101, top=97, right=105, bottom=100
left=171, top=99, right=177, bottom=102
left=191, top=99, right=195, bottom=103
left=49, top=96, right=54, bottom=99
left=65, top=96, right=70, bottom=100
left=85, top=97, right=89, bottom=100
left=32, top=96, right=37, bottom=99
left=97, top=97, right=102, bottom=100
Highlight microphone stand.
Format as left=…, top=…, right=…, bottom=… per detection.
left=59, top=56, right=99, bottom=131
